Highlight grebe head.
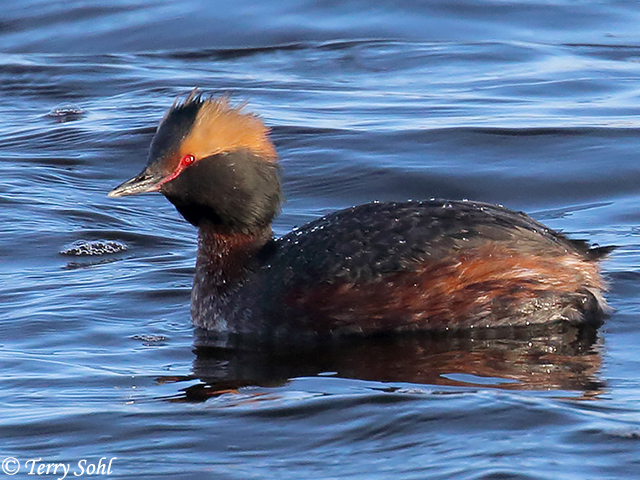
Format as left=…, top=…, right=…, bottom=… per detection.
left=109, top=89, right=282, bottom=233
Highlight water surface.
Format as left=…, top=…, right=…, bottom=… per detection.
left=2, top=1, right=640, bottom=479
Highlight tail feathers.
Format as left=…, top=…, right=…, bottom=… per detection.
left=585, top=245, right=616, bottom=261
left=567, top=239, right=615, bottom=261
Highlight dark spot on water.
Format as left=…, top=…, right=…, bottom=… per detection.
left=132, top=334, right=169, bottom=345
left=63, top=258, right=120, bottom=270
left=60, top=239, right=128, bottom=256
left=46, top=104, right=85, bottom=123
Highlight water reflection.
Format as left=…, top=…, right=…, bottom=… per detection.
left=160, top=323, right=603, bottom=401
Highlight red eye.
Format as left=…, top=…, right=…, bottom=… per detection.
left=180, top=154, right=195, bottom=167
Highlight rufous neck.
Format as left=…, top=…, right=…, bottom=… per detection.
left=195, top=222, right=272, bottom=293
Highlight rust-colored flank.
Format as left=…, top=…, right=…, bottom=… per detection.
left=285, top=243, right=606, bottom=334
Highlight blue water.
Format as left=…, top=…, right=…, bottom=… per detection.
left=2, top=1, right=640, bottom=478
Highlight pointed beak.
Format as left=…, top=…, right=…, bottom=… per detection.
left=108, top=170, right=164, bottom=198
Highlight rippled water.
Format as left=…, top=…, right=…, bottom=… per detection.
left=2, top=1, right=640, bottom=479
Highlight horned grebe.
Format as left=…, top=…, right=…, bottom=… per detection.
left=109, top=90, right=610, bottom=340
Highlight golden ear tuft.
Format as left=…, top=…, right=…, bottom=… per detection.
left=179, top=93, right=277, bottom=162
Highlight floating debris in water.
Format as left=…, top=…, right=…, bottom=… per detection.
left=131, top=334, right=168, bottom=345
left=60, top=239, right=128, bottom=256
left=46, top=104, right=84, bottom=122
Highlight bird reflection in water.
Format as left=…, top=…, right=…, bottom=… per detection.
left=157, top=323, right=603, bottom=402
